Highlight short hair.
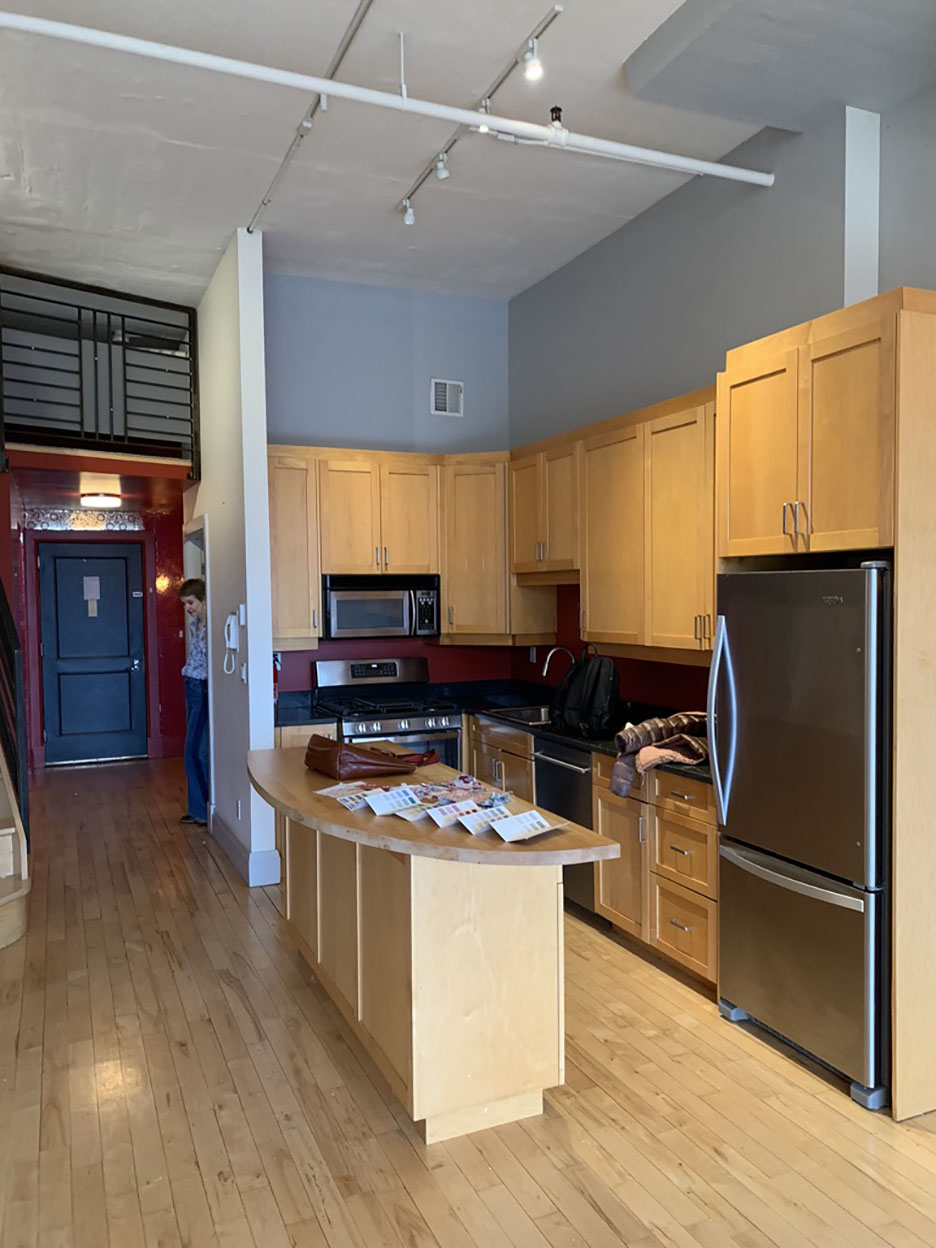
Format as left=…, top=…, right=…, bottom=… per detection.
left=178, top=577, right=206, bottom=602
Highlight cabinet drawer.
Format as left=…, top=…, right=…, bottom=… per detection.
left=593, top=751, right=641, bottom=795
left=276, top=722, right=337, bottom=749
left=650, top=771, right=715, bottom=825
left=650, top=875, right=717, bottom=983
left=474, top=715, right=533, bottom=759
left=651, top=810, right=717, bottom=900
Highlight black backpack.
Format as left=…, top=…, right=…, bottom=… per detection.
left=550, top=652, right=620, bottom=739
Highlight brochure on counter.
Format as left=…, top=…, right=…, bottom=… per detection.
left=318, top=778, right=565, bottom=842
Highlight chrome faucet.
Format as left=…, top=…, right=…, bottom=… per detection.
left=541, top=646, right=576, bottom=678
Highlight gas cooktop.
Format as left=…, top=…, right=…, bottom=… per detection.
left=313, top=657, right=461, bottom=737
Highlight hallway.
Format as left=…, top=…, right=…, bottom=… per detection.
left=3, top=760, right=936, bottom=1248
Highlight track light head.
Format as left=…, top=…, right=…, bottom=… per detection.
left=402, top=198, right=416, bottom=226
left=435, top=152, right=450, bottom=181
left=477, top=98, right=491, bottom=134
left=523, top=37, right=543, bottom=81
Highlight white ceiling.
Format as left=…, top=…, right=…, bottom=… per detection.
left=0, top=0, right=760, bottom=304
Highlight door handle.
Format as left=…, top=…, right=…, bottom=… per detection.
left=669, top=844, right=692, bottom=856
left=637, top=816, right=645, bottom=844
left=384, top=546, right=389, bottom=570
left=707, top=615, right=737, bottom=826
left=131, top=658, right=141, bottom=671
left=447, top=605, right=454, bottom=626
left=669, top=919, right=693, bottom=933
left=375, top=546, right=381, bottom=568
left=693, top=615, right=700, bottom=641
left=793, top=500, right=808, bottom=539
left=312, top=608, right=318, bottom=631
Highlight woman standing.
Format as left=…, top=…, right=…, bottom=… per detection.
left=178, top=578, right=210, bottom=826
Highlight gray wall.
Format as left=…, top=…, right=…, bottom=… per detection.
left=508, top=107, right=848, bottom=446
left=264, top=273, right=509, bottom=451
left=880, top=82, right=936, bottom=292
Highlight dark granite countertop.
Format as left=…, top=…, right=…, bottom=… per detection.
left=276, top=680, right=712, bottom=785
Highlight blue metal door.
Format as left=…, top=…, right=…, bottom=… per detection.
left=39, top=542, right=147, bottom=764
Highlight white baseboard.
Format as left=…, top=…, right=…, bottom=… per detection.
left=209, top=813, right=282, bottom=887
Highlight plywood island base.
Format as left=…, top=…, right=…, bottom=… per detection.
left=248, top=747, right=618, bottom=1143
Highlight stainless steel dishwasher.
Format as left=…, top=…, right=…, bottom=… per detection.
left=533, top=735, right=596, bottom=911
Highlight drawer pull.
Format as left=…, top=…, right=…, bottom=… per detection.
left=669, top=845, right=692, bottom=856
left=669, top=919, right=693, bottom=933
left=669, top=790, right=694, bottom=802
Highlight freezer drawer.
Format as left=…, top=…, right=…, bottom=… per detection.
left=719, top=842, right=884, bottom=1093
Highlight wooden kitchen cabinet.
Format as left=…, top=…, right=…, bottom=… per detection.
left=798, top=317, right=895, bottom=551
left=319, top=458, right=382, bottom=574
left=717, top=307, right=896, bottom=557
left=593, top=787, right=648, bottom=942
left=650, top=808, right=718, bottom=899
left=379, top=461, right=439, bottom=573
left=268, top=452, right=321, bottom=646
left=649, top=875, right=717, bottom=982
left=509, top=445, right=580, bottom=575
left=716, top=349, right=799, bottom=557
left=441, top=462, right=508, bottom=636
left=467, top=716, right=535, bottom=803
left=644, top=402, right=715, bottom=649
left=582, top=423, right=646, bottom=644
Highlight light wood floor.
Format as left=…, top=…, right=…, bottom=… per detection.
left=3, top=761, right=936, bottom=1248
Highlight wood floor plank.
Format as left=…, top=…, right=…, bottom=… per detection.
left=4, top=757, right=936, bottom=1248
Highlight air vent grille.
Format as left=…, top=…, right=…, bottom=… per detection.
left=431, top=377, right=464, bottom=417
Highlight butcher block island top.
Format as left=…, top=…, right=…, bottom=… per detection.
left=248, top=746, right=619, bottom=1144
left=248, top=746, right=618, bottom=866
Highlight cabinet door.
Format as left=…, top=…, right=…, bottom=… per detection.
left=716, top=350, right=799, bottom=557
left=593, top=789, right=648, bottom=941
left=319, top=459, right=381, bottom=574
left=644, top=405, right=712, bottom=649
left=509, top=455, right=542, bottom=573
left=269, top=454, right=320, bottom=643
left=499, top=750, right=535, bottom=803
left=441, top=463, right=508, bottom=636
left=582, top=424, right=645, bottom=644
left=542, top=445, right=580, bottom=570
left=798, top=318, right=895, bottom=551
left=469, top=740, right=500, bottom=788
left=379, top=462, right=439, bottom=574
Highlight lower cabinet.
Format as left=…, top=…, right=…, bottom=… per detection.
left=592, top=757, right=718, bottom=983
left=593, top=788, right=648, bottom=942
left=466, top=716, right=535, bottom=803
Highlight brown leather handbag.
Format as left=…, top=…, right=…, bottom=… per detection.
left=304, top=734, right=439, bottom=781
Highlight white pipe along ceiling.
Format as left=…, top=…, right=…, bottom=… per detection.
left=0, top=10, right=776, bottom=189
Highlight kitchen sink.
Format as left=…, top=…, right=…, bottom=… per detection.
left=498, top=705, right=553, bottom=726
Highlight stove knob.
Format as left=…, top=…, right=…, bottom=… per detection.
left=371, top=721, right=381, bottom=733
left=400, top=719, right=409, bottom=731
left=427, top=718, right=436, bottom=729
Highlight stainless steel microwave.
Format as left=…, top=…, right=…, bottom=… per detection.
left=322, top=575, right=440, bottom=639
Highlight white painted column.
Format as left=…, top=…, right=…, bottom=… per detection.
left=844, top=106, right=881, bottom=306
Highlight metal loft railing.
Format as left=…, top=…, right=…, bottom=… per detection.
left=0, top=576, right=28, bottom=844
left=0, top=267, right=200, bottom=478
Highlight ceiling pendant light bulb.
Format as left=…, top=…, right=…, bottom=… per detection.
left=523, top=37, right=543, bottom=82
left=435, top=152, right=450, bottom=181
left=402, top=198, right=416, bottom=226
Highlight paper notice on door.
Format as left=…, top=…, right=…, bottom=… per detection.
left=83, top=576, right=101, bottom=601
left=364, top=785, right=421, bottom=816
left=491, top=809, right=563, bottom=843
left=427, top=800, right=479, bottom=828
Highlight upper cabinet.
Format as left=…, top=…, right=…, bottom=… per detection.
left=441, top=461, right=508, bottom=636
left=717, top=307, right=897, bottom=557
left=269, top=452, right=321, bottom=646
left=319, top=456, right=439, bottom=575
left=509, top=445, right=580, bottom=575
left=580, top=394, right=715, bottom=651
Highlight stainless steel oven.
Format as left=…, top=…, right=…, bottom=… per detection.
left=323, top=575, right=439, bottom=639
left=346, top=729, right=461, bottom=770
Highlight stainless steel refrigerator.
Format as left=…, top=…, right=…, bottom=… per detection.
left=709, top=563, right=889, bottom=1109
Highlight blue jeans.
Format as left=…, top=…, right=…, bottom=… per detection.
left=183, top=677, right=210, bottom=820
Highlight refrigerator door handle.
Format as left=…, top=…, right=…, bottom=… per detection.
left=720, top=843, right=866, bottom=912
left=707, top=615, right=737, bottom=825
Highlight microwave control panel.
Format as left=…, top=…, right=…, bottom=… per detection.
left=415, top=591, right=439, bottom=635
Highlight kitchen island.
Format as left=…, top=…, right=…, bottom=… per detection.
left=248, top=746, right=619, bottom=1143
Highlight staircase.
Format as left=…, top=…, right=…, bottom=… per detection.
left=0, top=576, right=28, bottom=950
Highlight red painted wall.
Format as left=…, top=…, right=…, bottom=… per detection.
left=0, top=474, right=12, bottom=601
left=510, top=584, right=709, bottom=711
left=278, top=637, right=514, bottom=692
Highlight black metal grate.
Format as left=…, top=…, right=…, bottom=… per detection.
left=0, top=268, right=199, bottom=475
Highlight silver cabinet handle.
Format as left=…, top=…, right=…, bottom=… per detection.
left=312, top=608, right=318, bottom=631
left=637, top=816, right=645, bottom=844
left=793, top=500, right=808, bottom=538
left=669, top=844, right=692, bottom=856
left=447, top=604, right=454, bottom=626
left=670, top=919, right=693, bottom=933
left=781, top=502, right=792, bottom=537
left=703, top=614, right=711, bottom=641
left=669, top=790, right=694, bottom=802
left=376, top=546, right=381, bottom=568
left=384, top=546, right=389, bottom=569
left=693, top=615, right=700, bottom=641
